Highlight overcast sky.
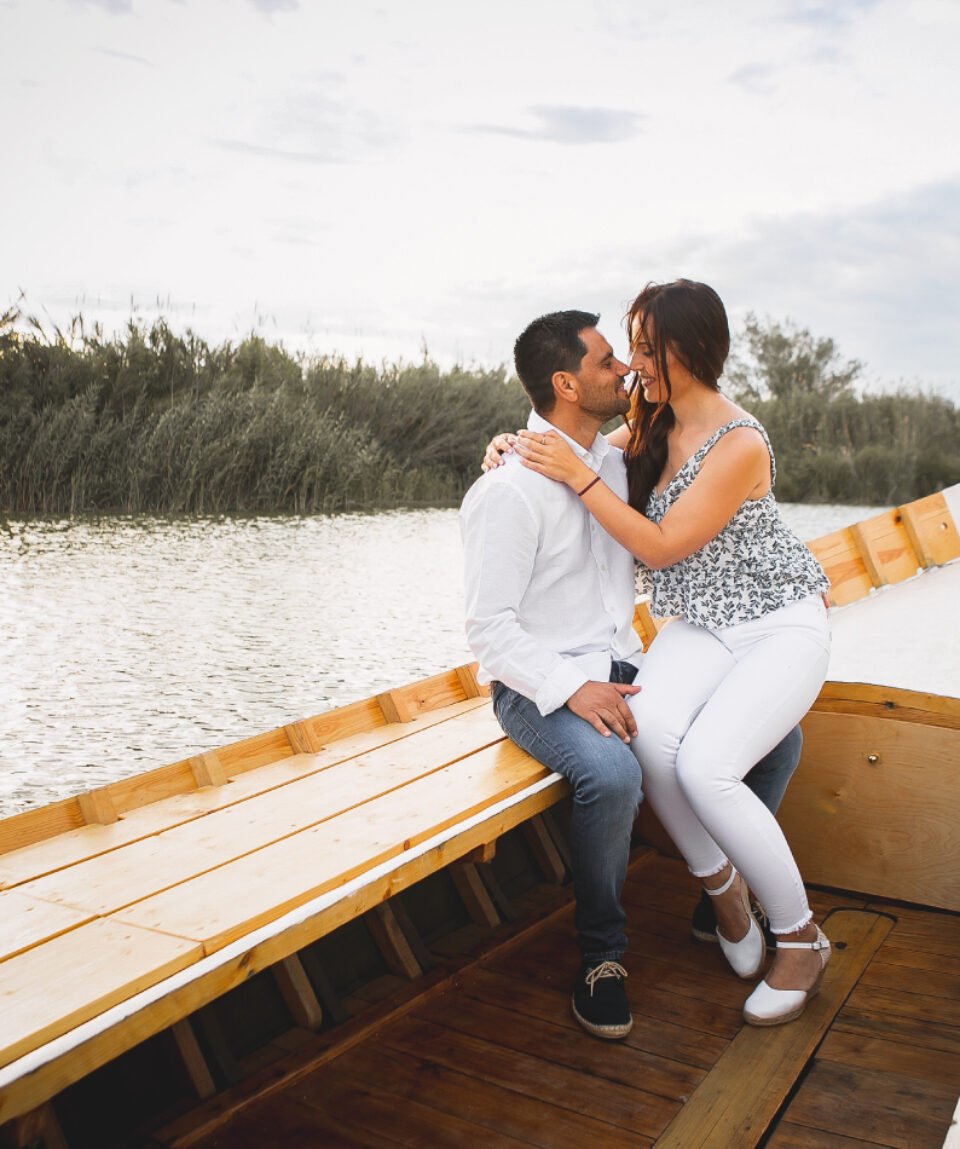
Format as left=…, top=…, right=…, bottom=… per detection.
left=3, top=0, right=959, bottom=399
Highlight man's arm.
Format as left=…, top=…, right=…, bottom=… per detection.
left=461, top=478, right=638, bottom=739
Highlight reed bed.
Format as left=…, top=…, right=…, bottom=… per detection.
left=1, top=307, right=957, bottom=514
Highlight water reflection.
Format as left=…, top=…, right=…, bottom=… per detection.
left=0, top=503, right=882, bottom=816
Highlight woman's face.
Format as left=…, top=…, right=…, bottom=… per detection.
left=629, top=315, right=670, bottom=405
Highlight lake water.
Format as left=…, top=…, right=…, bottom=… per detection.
left=0, top=503, right=883, bottom=817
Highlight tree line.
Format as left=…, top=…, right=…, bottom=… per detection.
left=0, top=304, right=957, bottom=515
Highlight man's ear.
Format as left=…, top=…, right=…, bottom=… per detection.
left=550, top=370, right=579, bottom=406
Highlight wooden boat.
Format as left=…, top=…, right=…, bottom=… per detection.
left=1, top=488, right=958, bottom=1149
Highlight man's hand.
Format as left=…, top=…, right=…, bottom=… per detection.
left=566, top=681, right=641, bottom=743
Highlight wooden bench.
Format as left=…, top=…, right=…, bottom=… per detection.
left=0, top=661, right=594, bottom=1131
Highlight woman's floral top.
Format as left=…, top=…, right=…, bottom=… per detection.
left=639, top=418, right=829, bottom=629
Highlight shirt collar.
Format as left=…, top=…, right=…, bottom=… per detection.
left=527, top=410, right=610, bottom=467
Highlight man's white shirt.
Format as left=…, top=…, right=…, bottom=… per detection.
left=460, top=411, right=643, bottom=716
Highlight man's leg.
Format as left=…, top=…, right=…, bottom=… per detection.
left=691, top=725, right=803, bottom=943
left=490, top=680, right=642, bottom=1038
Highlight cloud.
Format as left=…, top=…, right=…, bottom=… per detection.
left=668, top=179, right=960, bottom=397
left=64, top=0, right=133, bottom=11
left=248, top=0, right=298, bottom=11
left=214, top=74, right=392, bottom=166
left=785, top=0, right=880, bottom=28
left=210, top=138, right=343, bottom=165
left=472, top=105, right=645, bottom=145
left=727, top=63, right=778, bottom=95
left=94, top=46, right=151, bottom=65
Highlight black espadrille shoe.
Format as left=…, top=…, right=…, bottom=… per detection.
left=571, top=960, right=633, bottom=1040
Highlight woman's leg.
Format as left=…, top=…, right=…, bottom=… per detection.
left=628, top=619, right=737, bottom=877
left=674, top=598, right=831, bottom=934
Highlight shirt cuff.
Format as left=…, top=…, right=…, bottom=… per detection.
left=535, top=660, right=590, bottom=717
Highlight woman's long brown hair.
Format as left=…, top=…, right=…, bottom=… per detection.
left=624, top=280, right=730, bottom=511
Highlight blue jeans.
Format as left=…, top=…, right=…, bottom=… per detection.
left=745, top=723, right=802, bottom=813
left=491, top=661, right=643, bottom=963
left=492, top=662, right=802, bottom=961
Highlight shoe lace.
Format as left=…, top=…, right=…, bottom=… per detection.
left=585, top=961, right=628, bottom=995
left=752, top=903, right=770, bottom=933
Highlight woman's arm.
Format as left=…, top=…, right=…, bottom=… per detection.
left=605, top=422, right=631, bottom=450
left=482, top=420, right=631, bottom=471
left=515, top=428, right=770, bottom=569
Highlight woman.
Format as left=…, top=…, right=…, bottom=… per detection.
left=510, top=280, right=832, bottom=1026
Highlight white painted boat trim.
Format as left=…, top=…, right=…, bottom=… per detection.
left=0, top=772, right=563, bottom=1088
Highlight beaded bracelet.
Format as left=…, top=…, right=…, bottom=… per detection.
left=577, top=475, right=602, bottom=497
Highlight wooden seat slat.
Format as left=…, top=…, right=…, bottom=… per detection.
left=17, top=706, right=505, bottom=923
left=114, top=743, right=554, bottom=954
left=0, top=699, right=486, bottom=891
left=0, top=918, right=202, bottom=1069
left=0, top=892, right=93, bottom=965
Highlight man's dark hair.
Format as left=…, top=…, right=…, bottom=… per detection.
left=513, top=310, right=600, bottom=414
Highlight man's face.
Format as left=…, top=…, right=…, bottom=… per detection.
left=572, top=327, right=632, bottom=422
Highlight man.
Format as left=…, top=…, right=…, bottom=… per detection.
left=460, top=310, right=800, bottom=1040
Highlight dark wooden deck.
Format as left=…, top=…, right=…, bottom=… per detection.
left=157, top=851, right=959, bottom=1149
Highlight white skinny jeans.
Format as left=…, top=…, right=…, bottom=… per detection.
left=628, top=596, right=830, bottom=934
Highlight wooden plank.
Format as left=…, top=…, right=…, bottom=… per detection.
left=0, top=892, right=92, bottom=964
left=113, top=744, right=556, bottom=952
left=521, top=814, right=566, bottom=883
left=850, top=511, right=920, bottom=587
left=459, top=964, right=727, bottom=1070
left=412, top=990, right=704, bottom=1101
left=16, top=706, right=507, bottom=919
left=0, top=1102, right=69, bottom=1149
left=272, top=955, right=324, bottom=1030
left=781, top=711, right=960, bottom=911
left=393, top=668, right=480, bottom=720
left=383, top=1013, right=678, bottom=1140
left=779, top=1060, right=956, bottom=1147
left=899, top=490, right=960, bottom=567
left=807, top=527, right=875, bottom=605
left=189, top=752, right=227, bottom=789
left=652, top=909, right=894, bottom=1149
left=0, top=780, right=564, bottom=1124
left=283, top=721, right=318, bottom=755
left=377, top=690, right=414, bottom=724
left=632, top=598, right=669, bottom=649
left=454, top=663, right=483, bottom=699
left=450, top=862, right=500, bottom=928
left=365, top=903, right=422, bottom=980
left=77, top=787, right=118, bottom=826
left=292, top=1063, right=536, bottom=1148
left=811, top=681, right=960, bottom=731
left=0, top=918, right=201, bottom=1069
left=171, top=1019, right=217, bottom=1100
left=816, top=1029, right=960, bottom=1091
left=0, top=699, right=486, bottom=891
left=332, top=1040, right=643, bottom=1149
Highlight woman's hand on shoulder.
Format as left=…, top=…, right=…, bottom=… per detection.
left=514, top=430, right=593, bottom=489
left=481, top=432, right=519, bottom=472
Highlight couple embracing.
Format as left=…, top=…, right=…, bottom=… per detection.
left=460, top=280, right=832, bottom=1040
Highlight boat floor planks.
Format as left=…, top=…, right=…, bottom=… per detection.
left=165, top=854, right=959, bottom=1149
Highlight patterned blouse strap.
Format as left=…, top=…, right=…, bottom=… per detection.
left=694, top=418, right=777, bottom=486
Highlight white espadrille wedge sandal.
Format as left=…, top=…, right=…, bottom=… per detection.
left=704, top=866, right=766, bottom=980
left=742, top=926, right=831, bottom=1026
